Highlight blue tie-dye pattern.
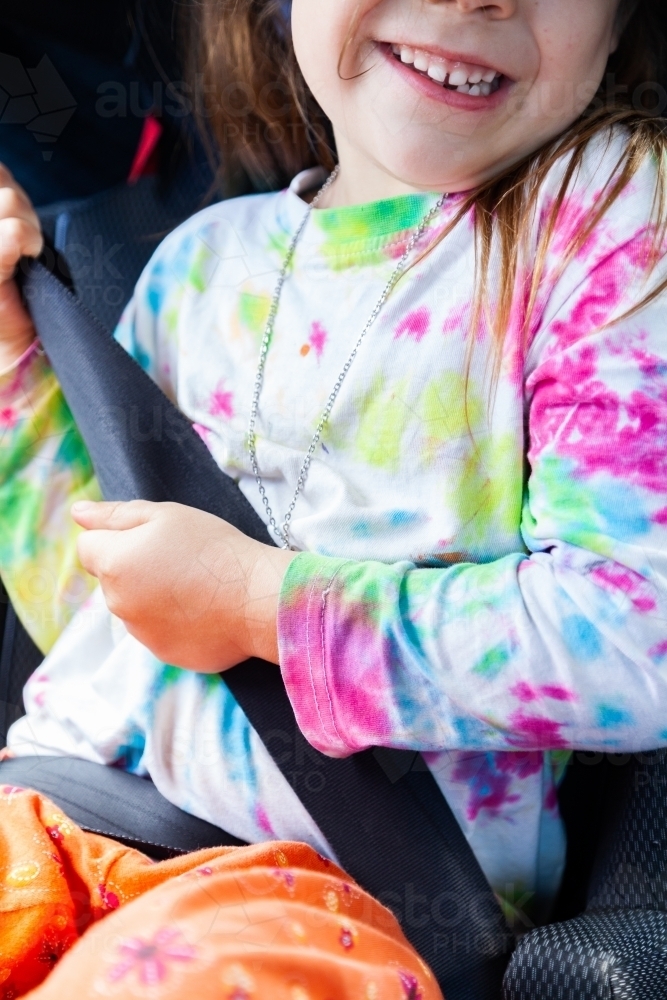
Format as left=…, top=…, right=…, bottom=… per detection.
left=594, top=480, right=650, bottom=540
left=562, top=615, right=603, bottom=661
left=218, top=679, right=259, bottom=796
left=597, top=704, right=634, bottom=729
left=114, top=728, right=147, bottom=774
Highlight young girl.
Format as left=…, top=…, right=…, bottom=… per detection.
left=1, top=0, right=667, bottom=992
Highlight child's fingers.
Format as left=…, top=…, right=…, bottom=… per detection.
left=75, top=529, right=111, bottom=579
left=0, top=217, right=43, bottom=282
left=71, top=499, right=159, bottom=531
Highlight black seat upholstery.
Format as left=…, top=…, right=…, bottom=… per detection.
left=504, top=909, right=667, bottom=999
left=0, top=755, right=245, bottom=859
left=0, top=582, right=43, bottom=748
left=38, top=168, right=212, bottom=334
left=503, top=751, right=667, bottom=998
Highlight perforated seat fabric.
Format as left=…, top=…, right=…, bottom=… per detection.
left=504, top=751, right=667, bottom=998
left=38, top=170, right=213, bottom=334
left=587, top=750, right=667, bottom=912
left=503, top=909, right=667, bottom=1000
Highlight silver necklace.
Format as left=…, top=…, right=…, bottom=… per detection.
left=247, top=165, right=448, bottom=548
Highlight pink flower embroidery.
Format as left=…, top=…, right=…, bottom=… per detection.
left=108, top=928, right=196, bottom=986
left=2, top=785, right=24, bottom=796
left=339, top=926, right=355, bottom=950
left=399, top=970, right=423, bottom=999
left=272, top=868, right=296, bottom=892
left=98, top=883, right=120, bottom=910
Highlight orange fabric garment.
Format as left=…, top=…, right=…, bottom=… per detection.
left=0, top=785, right=442, bottom=1000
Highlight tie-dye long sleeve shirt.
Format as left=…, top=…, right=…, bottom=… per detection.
left=3, top=132, right=667, bottom=921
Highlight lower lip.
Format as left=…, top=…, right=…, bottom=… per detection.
left=378, top=43, right=511, bottom=112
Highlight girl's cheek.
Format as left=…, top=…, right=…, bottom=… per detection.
left=291, top=0, right=378, bottom=103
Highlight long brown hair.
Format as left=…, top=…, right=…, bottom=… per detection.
left=191, top=0, right=667, bottom=371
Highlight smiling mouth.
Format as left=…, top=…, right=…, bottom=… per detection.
left=388, top=44, right=504, bottom=97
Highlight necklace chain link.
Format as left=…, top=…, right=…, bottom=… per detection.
left=247, top=166, right=448, bottom=548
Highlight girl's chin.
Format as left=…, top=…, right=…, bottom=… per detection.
left=357, top=142, right=506, bottom=197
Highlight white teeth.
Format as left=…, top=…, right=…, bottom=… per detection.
left=391, top=44, right=501, bottom=95
left=427, top=63, right=447, bottom=84
left=448, top=68, right=469, bottom=87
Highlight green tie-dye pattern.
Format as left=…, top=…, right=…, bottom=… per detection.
left=156, top=663, right=222, bottom=694
left=188, top=242, right=217, bottom=293
left=473, top=643, right=513, bottom=679
left=0, top=367, right=100, bottom=652
left=418, top=372, right=482, bottom=460
left=315, top=194, right=433, bottom=242
left=313, top=193, right=435, bottom=270
left=353, top=374, right=412, bottom=471
left=522, top=454, right=618, bottom=559
left=0, top=477, right=42, bottom=563
left=238, top=292, right=272, bottom=343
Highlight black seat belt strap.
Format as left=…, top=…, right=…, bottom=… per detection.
left=19, top=247, right=511, bottom=999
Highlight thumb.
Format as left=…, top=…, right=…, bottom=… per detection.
left=71, top=499, right=158, bottom=531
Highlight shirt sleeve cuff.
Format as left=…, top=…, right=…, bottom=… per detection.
left=277, top=551, right=355, bottom=758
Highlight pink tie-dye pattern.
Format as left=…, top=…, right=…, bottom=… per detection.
left=590, top=564, right=657, bottom=614
left=508, top=712, right=570, bottom=750
left=395, top=308, right=431, bottom=343
left=308, top=321, right=328, bottom=359
left=442, top=304, right=468, bottom=336
left=529, top=326, right=667, bottom=495
left=192, top=423, right=213, bottom=449
left=256, top=804, right=274, bottom=835
left=451, top=752, right=544, bottom=821
left=650, top=640, right=667, bottom=662
left=208, top=381, right=234, bottom=419
left=0, top=406, right=17, bottom=429
left=510, top=682, right=576, bottom=704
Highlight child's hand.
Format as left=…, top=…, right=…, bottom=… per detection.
left=0, top=164, right=43, bottom=371
left=71, top=500, right=296, bottom=672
